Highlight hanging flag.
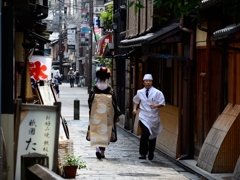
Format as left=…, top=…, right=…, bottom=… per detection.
left=29, top=55, right=52, bottom=82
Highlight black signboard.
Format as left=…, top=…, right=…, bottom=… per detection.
left=67, top=45, right=75, bottom=49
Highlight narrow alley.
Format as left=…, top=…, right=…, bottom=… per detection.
left=58, top=82, right=201, bottom=180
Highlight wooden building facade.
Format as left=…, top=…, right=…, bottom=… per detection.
left=117, top=0, right=194, bottom=161
left=113, top=0, right=240, bottom=174
left=196, top=1, right=240, bottom=173
left=2, top=0, right=52, bottom=178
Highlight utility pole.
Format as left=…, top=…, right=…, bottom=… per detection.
left=88, top=0, right=93, bottom=93
left=58, top=1, right=63, bottom=75
left=0, top=0, right=2, bottom=177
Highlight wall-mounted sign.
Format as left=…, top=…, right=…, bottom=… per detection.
left=67, top=29, right=76, bottom=34
left=81, top=27, right=90, bottom=33
left=67, top=30, right=76, bottom=45
left=67, top=39, right=76, bottom=45
left=93, top=6, right=105, bottom=14
left=68, top=45, right=75, bottom=49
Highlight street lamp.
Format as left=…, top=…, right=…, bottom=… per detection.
left=88, top=0, right=93, bottom=94
left=112, top=22, right=117, bottom=30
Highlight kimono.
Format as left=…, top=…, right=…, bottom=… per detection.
left=87, top=85, right=122, bottom=147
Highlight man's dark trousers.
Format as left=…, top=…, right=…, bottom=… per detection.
left=139, top=120, right=156, bottom=155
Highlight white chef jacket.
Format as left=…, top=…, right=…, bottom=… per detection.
left=133, top=86, right=165, bottom=139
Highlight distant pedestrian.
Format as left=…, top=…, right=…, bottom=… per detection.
left=55, top=69, right=62, bottom=84
left=52, top=77, right=59, bottom=96
left=87, top=67, right=122, bottom=159
left=132, top=74, right=165, bottom=160
left=75, top=69, right=79, bottom=84
left=68, top=67, right=75, bottom=87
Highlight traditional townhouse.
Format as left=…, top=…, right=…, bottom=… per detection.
left=2, top=0, right=51, bottom=178
left=114, top=0, right=195, bottom=161
left=112, top=0, right=128, bottom=128
left=193, top=0, right=240, bottom=173
left=113, top=0, right=240, bottom=174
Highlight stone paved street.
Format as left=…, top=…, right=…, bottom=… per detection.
left=58, top=82, right=201, bottom=180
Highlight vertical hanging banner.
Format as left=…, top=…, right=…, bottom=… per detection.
left=67, top=29, right=76, bottom=49
left=29, top=56, right=52, bottom=81
left=93, top=17, right=102, bottom=41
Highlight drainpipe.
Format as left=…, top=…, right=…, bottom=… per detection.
left=0, top=2, right=2, bottom=177
left=178, top=14, right=195, bottom=160
left=179, top=16, right=195, bottom=61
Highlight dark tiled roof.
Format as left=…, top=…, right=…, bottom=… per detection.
left=213, top=23, right=240, bottom=39
left=119, top=21, right=179, bottom=47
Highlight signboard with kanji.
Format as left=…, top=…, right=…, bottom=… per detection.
left=14, top=103, right=61, bottom=179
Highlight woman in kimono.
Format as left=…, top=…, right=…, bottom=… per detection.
left=88, top=67, right=122, bottom=159
left=132, top=74, right=165, bottom=160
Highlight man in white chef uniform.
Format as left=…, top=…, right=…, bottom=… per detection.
left=132, top=74, right=165, bottom=160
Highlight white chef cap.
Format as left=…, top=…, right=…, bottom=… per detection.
left=143, top=74, right=153, bottom=80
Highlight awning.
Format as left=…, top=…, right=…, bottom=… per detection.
left=148, top=53, right=189, bottom=60
left=103, top=43, right=114, bottom=57
left=52, top=65, right=59, bottom=69
left=62, top=63, right=71, bottom=66
left=50, top=39, right=59, bottom=46
left=201, top=0, right=219, bottom=8
left=114, top=48, right=142, bottom=59
left=94, top=33, right=112, bottom=56
left=213, top=23, right=240, bottom=40
left=118, top=43, right=142, bottom=49
left=120, top=33, right=154, bottom=46
left=119, top=21, right=180, bottom=48
left=77, top=57, right=85, bottom=61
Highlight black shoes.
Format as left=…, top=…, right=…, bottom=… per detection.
left=124, top=126, right=130, bottom=130
left=96, top=152, right=105, bottom=159
left=139, top=153, right=154, bottom=160
left=139, top=154, right=146, bottom=159
left=148, top=152, right=154, bottom=160
left=96, top=152, right=102, bottom=159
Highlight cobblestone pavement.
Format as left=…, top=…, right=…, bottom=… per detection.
left=58, top=82, right=201, bottom=180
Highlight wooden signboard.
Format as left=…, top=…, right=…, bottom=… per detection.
left=14, top=102, right=61, bottom=179
left=35, top=84, right=69, bottom=140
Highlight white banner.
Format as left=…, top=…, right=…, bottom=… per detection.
left=67, top=39, right=76, bottom=45
left=29, top=56, right=52, bottom=81
left=67, top=34, right=75, bottom=39
left=67, top=29, right=76, bottom=34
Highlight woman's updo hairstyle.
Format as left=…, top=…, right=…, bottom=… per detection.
left=96, top=67, right=110, bottom=80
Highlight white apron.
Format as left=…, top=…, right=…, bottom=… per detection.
left=133, top=87, right=165, bottom=139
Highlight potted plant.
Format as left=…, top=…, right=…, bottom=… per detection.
left=62, top=153, right=86, bottom=178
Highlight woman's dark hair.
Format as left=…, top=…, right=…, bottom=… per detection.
left=96, top=67, right=110, bottom=80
